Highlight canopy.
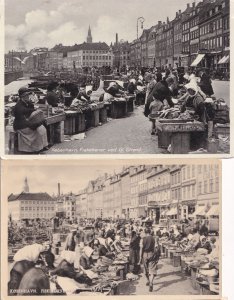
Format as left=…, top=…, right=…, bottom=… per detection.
left=207, top=205, right=219, bottom=216
left=222, top=55, right=229, bottom=64
left=166, top=207, right=177, bottom=216
left=192, top=205, right=206, bottom=217
left=191, top=54, right=205, bottom=67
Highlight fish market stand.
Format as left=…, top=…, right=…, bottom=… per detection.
left=159, top=238, right=219, bottom=295
left=157, top=119, right=205, bottom=154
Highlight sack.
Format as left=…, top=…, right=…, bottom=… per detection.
left=28, top=110, right=45, bottom=127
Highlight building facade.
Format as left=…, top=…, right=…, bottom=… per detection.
left=8, top=192, right=56, bottom=221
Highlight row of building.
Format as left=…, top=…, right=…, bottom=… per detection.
left=8, top=164, right=220, bottom=224
left=129, top=0, right=230, bottom=70
left=4, top=0, right=230, bottom=73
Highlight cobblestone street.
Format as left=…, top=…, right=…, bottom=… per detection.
left=46, top=106, right=167, bottom=155
left=119, top=258, right=199, bottom=295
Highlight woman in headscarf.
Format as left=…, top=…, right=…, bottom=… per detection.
left=13, top=86, right=48, bottom=153
left=127, top=78, right=137, bottom=94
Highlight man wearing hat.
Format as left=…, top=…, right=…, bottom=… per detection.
left=13, top=86, right=48, bottom=153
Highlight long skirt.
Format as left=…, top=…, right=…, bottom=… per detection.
left=17, top=125, right=48, bottom=153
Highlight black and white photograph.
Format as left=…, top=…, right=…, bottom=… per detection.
left=4, top=0, right=230, bottom=155
left=2, top=159, right=220, bottom=296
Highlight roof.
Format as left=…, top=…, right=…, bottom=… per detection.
left=69, top=42, right=110, bottom=52
left=8, top=192, right=54, bottom=202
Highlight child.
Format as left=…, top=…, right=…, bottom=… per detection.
left=148, top=96, right=163, bottom=135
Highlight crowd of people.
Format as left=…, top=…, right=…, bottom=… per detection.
left=8, top=217, right=219, bottom=294
left=6, top=65, right=218, bottom=154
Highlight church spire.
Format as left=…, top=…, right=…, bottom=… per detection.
left=23, top=177, right=29, bottom=193
left=87, top=25, right=92, bottom=43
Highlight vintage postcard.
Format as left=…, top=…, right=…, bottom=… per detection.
left=2, top=0, right=231, bottom=156
left=1, top=158, right=221, bottom=297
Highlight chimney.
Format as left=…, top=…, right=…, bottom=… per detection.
left=116, top=33, right=118, bottom=45
left=58, top=183, right=60, bottom=196
left=193, top=2, right=196, bottom=7
left=179, top=10, right=181, bottom=14
left=167, top=17, right=169, bottom=24
left=176, top=12, right=178, bottom=17
left=158, top=21, right=162, bottom=26
left=187, top=3, right=190, bottom=8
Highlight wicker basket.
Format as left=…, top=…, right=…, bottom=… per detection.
left=28, top=110, right=45, bottom=127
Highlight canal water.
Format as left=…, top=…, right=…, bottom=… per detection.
left=5, top=78, right=34, bottom=96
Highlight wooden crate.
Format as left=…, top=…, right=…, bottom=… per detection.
left=158, top=131, right=171, bottom=149
left=99, top=107, right=107, bottom=124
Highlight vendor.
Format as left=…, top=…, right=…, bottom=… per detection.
left=79, top=246, right=94, bottom=270
left=195, top=235, right=212, bottom=254
left=99, top=82, right=122, bottom=102
left=93, top=239, right=114, bottom=259
left=45, top=82, right=60, bottom=107
left=77, top=86, right=92, bottom=102
left=13, top=87, right=48, bottom=153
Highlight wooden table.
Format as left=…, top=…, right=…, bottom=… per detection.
left=157, top=120, right=205, bottom=154
left=45, top=113, right=66, bottom=145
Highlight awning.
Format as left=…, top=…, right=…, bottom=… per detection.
left=191, top=54, right=205, bottom=67
left=222, top=55, right=229, bottom=64
left=207, top=206, right=219, bottom=216
left=192, top=205, right=206, bottom=217
left=218, top=55, right=229, bottom=64
left=166, top=207, right=177, bottom=216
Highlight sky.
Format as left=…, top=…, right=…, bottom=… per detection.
left=5, top=0, right=197, bottom=52
left=3, top=160, right=127, bottom=195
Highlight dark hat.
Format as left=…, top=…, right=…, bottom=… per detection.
left=18, top=86, right=31, bottom=97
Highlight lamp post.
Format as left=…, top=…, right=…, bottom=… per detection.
left=137, top=17, right=145, bottom=39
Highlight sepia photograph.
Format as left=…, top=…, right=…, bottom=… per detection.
left=2, top=159, right=221, bottom=296
left=3, top=0, right=230, bottom=155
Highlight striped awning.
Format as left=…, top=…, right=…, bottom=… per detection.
left=218, top=55, right=230, bottom=64
left=191, top=54, right=205, bottom=67
left=207, top=206, right=219, bottom=216
left=192, top=205, right=206, bottom=217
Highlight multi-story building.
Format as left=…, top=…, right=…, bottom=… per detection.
left=198, top=0, right=224, bottom=69
left=138, top=175, right=148, bottom=218
left=147, top=26, right=157, bottom=68
left=181, top=3, right=193, bottom=67
left=181, top=165, right=197, bottom=219
left=172, top=10, right=182, bottom=68
left=4, top=50, right=34, bottom=72
left=129, top=165, right=147, bottom=218
left=147, top=166, right=171, bottom=223
left=140, top=29, right=150, bottom=67
left=110, top=174, right=122, bottom=219
left=196, top=164, right=219, bottom=215
left=189, top=2, right=201, bottom=66
left=120, top=168, right=131, bottom=219
left=67, top=42, right=113, bottom=70
left=170, top=166, right=182, bottom=219
left=102, top=176, right=114, bottom=218
left=155, top=21, right=163, bottom=67
left=8, top=192, right=56, bottom=220
left=86, top=181, right=96, bottom=219
left=130, top=40, right=137, bottom=68
left=135, top=39, right=142, bottom=68
left=45, top=51, right=63, bottom=70
left=165, top=18, right=174, bottom=68
left=76, top=188, right=88, bottom=219
left=63, top=193, right=76, bottom=220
